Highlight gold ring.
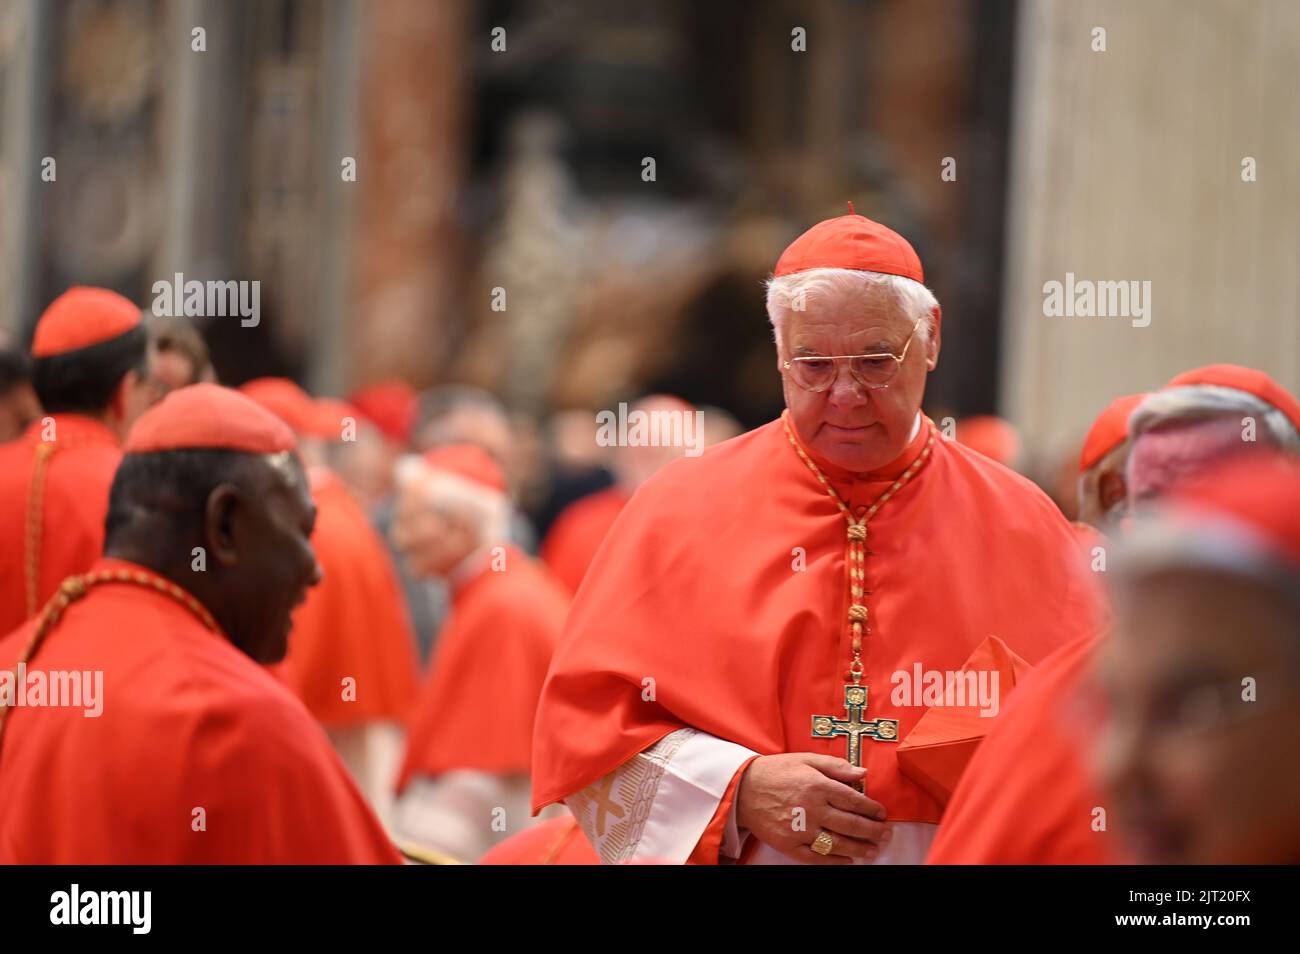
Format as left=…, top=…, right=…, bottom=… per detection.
left=810, top=830, right=835, bottom=856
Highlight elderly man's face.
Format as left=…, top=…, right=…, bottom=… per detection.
left=218, top=453, right=322, bottom=664
left=1096, top=569, right=1300, bottom=864
left=780, top=286, right=937, bottom=473
left=390, top=480, right=476, bottom=579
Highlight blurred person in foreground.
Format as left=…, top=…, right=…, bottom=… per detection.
left=0, top=288, right=155, bottom=634
left=241, top=377, right=419, bottom=824
left=531, top=210, right=1098, bottom=865
left=928, top=364, right=1300, bottom=864
left=390, top=444, right=570, bottom=862
left=0, top=384, right=399, bottom=863
left=1097, top=452, right=1300, bottom=864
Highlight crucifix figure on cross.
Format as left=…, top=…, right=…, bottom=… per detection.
left=811, top=684, right=899, bottom=792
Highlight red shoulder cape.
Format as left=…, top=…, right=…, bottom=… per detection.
left=0, top=560, right=400, bottom=863
left=397, top=548, right=569, bottom=790
left=531, top=418, right=1101, bottom=823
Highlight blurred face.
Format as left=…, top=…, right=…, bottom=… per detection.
left=613, top=396, right=697, bottom=490
left=331, top=424, right=397, bottom=504
left=0, top=383, right=41, bottom=443
left=150, top=347, right=198, bottom=395
left=113, top=368, right=163, bottom=439
left=1127, top=417, right=1252, bottom=511
left=1096, top=569, right=1300, bottom=864
left=391, top=479, right=477, bottom=579
left=779, top=286, right=937, bottom=473
left=219, top=454, right=322, bottom=663
left=1077, top=440, right=1131, bottom=527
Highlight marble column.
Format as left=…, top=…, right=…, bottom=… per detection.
left=1000, top=0, right=1300, bottom=453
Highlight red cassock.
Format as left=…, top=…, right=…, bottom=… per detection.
left=0, top=559, right=401, bottom=863
left=540, top=487, right=632, bottom=594
left=397, top=547, right=569, bottom=790
left=278, top=469, right=420, bottom=727
left=926, top=632, right=1121, bottom=864
left=0, top=415, right=121, bottom=634
left=479, top=816, right=599, bottom=865
left=531, top=416, right=1102, bottom=831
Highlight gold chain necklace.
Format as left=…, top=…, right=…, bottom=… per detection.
left=780, top=411, right=936, bottom=684
left=25, top=430, right=115, bottom=617
left=782, top=412, right=937, bottom=786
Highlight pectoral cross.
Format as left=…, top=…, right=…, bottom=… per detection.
left=811, top=685, right=899, bottom=792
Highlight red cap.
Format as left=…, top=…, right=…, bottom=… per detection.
left=1169, top=454, right=1300, bottom=568
left=1079, top=393, right=1149, bottom=473
left=124, top=383, right=297, bottom=455
left=31, top=287, right=142, bottom=357
left=239, top=377, right=342, bottom=441
left=1164, top=364, right=1300, bottom=434
left=417, top=444, right=507, bottom=493
left=774, top=209, right=925, bottom=283
left=348, top=380, right=417, bottom=445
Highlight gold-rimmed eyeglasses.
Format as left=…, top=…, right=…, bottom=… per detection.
left=781, top=323, right=920, bottom=392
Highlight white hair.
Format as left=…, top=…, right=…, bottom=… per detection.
left=1129, top=385, right=1300, bottom=452
left=765, top=267, right=939, bottom=352
left=394, top=455, right=511, bottom=544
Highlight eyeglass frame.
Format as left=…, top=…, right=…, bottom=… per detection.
left=780, top=321, right=922, bottom=392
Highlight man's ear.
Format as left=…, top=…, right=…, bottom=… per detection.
left=108, top=369, right=138, bottom=422
left=1099, top=470, right=1128, bottom=514
left=925, top=306, right=941, bottom=371
left=204, top=484, right=244, bottom=568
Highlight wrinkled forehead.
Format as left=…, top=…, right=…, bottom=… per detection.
left=785, top=291, right=913, bottom=346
